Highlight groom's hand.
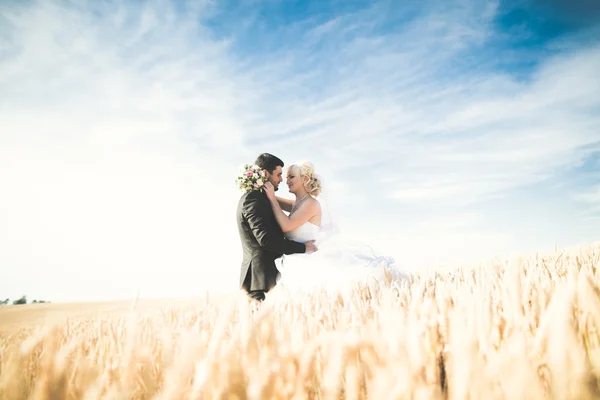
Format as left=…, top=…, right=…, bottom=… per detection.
left=305, top=240, right=318, bottom=254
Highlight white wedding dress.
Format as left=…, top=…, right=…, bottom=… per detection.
left=275, top=220, right=411, bottom=296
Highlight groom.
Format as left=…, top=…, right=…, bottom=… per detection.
left=237, top=153, right=317, bottom=302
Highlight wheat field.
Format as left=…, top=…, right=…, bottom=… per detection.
left=1, top=243, right=600, bottom=399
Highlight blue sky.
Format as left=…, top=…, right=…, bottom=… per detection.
left=0, top=0, right=599, bottom=303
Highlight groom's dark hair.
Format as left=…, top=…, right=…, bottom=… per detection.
left=255, top=153, right=284, bottom=174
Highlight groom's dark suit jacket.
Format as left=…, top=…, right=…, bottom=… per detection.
left=237, top=190, right=306, bottom=292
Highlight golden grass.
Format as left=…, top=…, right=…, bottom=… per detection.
left=1, top=243, right=600, bottom=399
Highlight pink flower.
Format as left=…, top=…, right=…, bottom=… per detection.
left=253, top=182, right=259, bottom=188
left=246, top=171, right=253, bottom=177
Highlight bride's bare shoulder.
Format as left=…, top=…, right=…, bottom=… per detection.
left=306, top=197, right=321, bottom=211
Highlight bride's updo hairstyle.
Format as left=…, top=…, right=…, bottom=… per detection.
left=289, top=160, right=322, bottom=197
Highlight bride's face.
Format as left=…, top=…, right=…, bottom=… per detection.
left=286, top=169, right=306, bottom=194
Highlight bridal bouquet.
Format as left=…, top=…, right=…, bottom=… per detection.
left=236, top=164, right=266, bottom=193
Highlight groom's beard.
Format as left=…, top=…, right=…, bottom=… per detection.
left=266, top=176, right=279, bottom=191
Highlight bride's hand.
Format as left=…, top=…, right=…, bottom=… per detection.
left=264, top=181, right=275, bottom=200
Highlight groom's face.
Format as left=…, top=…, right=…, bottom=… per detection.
left=266, top=166, right=284, bottom=191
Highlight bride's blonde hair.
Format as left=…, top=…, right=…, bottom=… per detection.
left=288, top=160, right=322, bottom=197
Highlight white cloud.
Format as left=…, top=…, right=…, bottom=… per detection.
left=576, top=187, right=600, bottom=204
left=574, top=185, right=600, bottom=221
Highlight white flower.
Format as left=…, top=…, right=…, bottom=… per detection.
left=256, top=179, right=263, bottom=186
left=253, top=173, right=259, bottom=178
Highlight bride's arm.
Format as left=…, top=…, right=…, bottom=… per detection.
left=264, top=182, right=316, bottom=233
left=276, top=196, right=293, bottom=213
left=267, top=195, right=317, bottom=233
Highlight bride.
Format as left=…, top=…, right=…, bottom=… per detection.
left=263, top=160, right=410, bottom=295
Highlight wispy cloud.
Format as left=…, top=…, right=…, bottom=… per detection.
left=1, top=0, right=599, bottom=301
left=230, top=1, right=600, bottom=210
left=574, top=184, right=600, bottom=221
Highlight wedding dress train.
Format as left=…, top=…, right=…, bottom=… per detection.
left=275, top=221, right=410, bottom=295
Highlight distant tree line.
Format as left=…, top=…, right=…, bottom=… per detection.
left=0, top=296, right=50, bottom=305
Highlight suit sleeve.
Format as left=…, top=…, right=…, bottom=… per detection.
left=243, top=192, right=306, bottom=255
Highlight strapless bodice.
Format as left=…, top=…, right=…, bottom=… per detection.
left=285, top=222, right=319, bottom=243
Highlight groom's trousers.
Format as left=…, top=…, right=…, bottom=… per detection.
left=242, top=268, right=267, bottom=301
left=247, top=290, right=266, bottom=302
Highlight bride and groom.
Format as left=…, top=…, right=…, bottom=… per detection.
left=237, top=153, right=408, bottom=302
